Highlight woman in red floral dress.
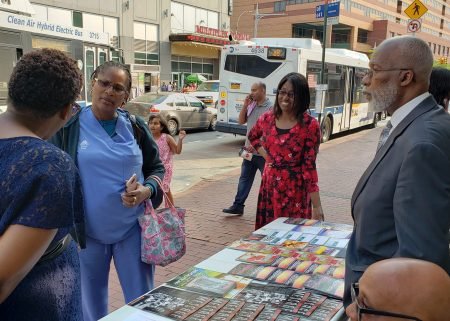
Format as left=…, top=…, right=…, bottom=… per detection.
left=248, top=72, right=324, bottom=230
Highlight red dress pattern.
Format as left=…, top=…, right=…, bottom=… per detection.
left=248, top=111, right=321, bottom=230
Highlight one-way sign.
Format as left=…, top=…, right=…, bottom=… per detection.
left=316, top=1, right=340, bottom=19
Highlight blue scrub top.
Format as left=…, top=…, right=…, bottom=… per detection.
left=77, top=107, right=144, bottom=244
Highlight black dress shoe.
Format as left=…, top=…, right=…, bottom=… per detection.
left=223, top=206, right=244, bottom=215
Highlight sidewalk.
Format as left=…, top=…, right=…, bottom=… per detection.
left=107, top=122, right=384, bottom=312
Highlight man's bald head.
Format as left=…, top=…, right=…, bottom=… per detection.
left=360, top=258, right=450, bottom=321
left=375, top=36, right=433, bottom=86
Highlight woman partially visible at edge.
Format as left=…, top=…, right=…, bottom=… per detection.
left=50, top=61, right=165, bottom=321
left=0, top=49, right=84, bottom=320
left=248, top=72, right=324, bottom=230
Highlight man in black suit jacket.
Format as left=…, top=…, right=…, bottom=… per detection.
left=344, top=35, right=450, bottom=309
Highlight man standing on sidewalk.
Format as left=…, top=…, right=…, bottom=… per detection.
left=344, top=35, right=450, bottom=309
left=223, top=82, right=272, bottom=215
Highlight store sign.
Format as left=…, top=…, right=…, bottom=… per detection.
left=195, top=25, right=250, bottom=41
left=0, top=11, right=109, bottom=45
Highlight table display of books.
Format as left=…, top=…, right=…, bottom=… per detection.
left=122, top=218, right=354, bottom=321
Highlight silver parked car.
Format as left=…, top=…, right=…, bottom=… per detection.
left=124, top=92, right=217, bottom=136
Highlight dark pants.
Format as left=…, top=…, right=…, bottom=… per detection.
left=233, top=155, right=265, bottom=208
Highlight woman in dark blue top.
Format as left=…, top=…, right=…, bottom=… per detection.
left=0, top=49, right=84, bottom=320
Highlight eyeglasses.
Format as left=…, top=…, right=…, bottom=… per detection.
left=95, top=78, right=127, bottom=95
left=72, top=102, right=81, bottom=116
left=277, top=89, right=295, bottom=99
left=364, top=68, right=411, bottom=78
left=351, top=283, right=422, bottom=321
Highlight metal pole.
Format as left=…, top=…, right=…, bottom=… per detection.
left=254, top=3, right=259, bottom=38
left=318, top=0, right=328, bottom=126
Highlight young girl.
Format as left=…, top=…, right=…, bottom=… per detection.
left=149, top=115, right=186, bottom=206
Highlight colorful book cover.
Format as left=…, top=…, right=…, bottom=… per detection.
left=267, top=269, right=297, bottom=285
left=275, top=257, right=297, bottom=269
left=229, top=263, right=277, bottom=281
left=281, top=240, right=308, bottom=250
left=237, top=252, right=280, bottom=265
left=304, top=274, right=345, bottom=299
left=294, top=260, right=316, bottom=273
left=313, top=265, right=345, bottom=279
left=302, top=245, right=340, bottom=256
left=291, top=274, right=311, bottom=288
left=227, top=240, right=272, bottom=253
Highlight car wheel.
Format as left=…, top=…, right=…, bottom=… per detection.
left=209, top=116, right=217, bottom=131
left=321, top=116, right=332, bottom=143
left=167, top=119, right=179, bottom=136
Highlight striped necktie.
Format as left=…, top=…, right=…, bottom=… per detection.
left=376, top=120, right=392, bottom=152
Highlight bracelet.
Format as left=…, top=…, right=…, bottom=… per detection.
left=145, top=185, right=153, bottom=199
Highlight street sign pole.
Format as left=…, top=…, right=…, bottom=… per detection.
left=318, top=0, right=328, bottom=126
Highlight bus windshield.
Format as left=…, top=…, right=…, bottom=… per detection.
left=224, top=55, right=282, bottom=78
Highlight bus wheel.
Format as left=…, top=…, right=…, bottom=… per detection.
left=167, top=119, right=179, bottom=136
left=321, top=116, right=332, bottom=143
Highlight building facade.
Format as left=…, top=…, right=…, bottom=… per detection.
left=0, top=0, right=240, bottom=104
left=230, top=0, right=450, bottom=59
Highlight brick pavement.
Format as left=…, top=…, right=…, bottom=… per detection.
left=107, top=122, right=385, bottom=313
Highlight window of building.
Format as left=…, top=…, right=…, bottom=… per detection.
left=171, top=56, right=214, bottom=78
left=274, top=1, right=287, bottom=12
left=171, top=2, right=219, bottom=33
left=292, top=23, right=323, bottom=40
left=73, top=11, right=83, bottom=28
left=357, top=29, right=368, bottom=43
left=134, top=22, right=159, bottom=65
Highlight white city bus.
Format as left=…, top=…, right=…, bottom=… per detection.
left=216, top=38, right=378, bottom=142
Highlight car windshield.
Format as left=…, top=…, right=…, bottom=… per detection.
left=196, top=82, right=219, bottom=92
left=132, top=94, right=167, bottom=104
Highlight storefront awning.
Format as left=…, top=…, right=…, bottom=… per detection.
left=0, top=0, right=35, bottom=17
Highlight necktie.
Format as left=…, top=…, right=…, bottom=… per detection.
left=376, top=120, right=392, bottom=152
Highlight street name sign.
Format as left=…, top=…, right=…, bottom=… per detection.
left=316, top=2, right=340, bottom=19
left=404, top=0, right=428, bottom=19
left=316, top=2, right=340, bottom=25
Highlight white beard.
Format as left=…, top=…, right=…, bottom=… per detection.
left=366, top=81, right=398, bottom=113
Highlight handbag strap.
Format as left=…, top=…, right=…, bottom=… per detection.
left=148, top=175, right=176, bottom=209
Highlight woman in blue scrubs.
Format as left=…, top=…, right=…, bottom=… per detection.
left=51, top=61, right=165, bottom=321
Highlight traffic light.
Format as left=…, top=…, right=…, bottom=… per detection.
left=438, top=56, right=448, bottom=65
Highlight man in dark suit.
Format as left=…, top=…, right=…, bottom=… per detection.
left=344, top=35, right=450, bottom=308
